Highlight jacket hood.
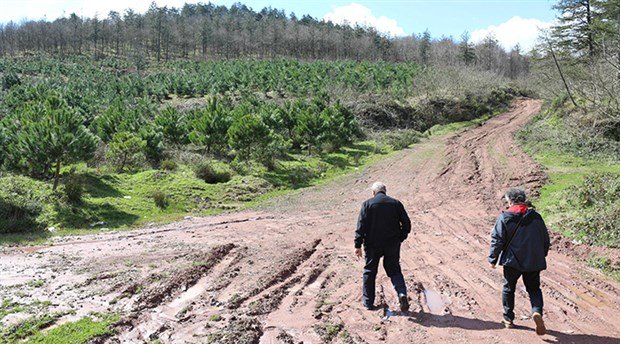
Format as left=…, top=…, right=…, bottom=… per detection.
left=503, top=208, right=538, bottom=226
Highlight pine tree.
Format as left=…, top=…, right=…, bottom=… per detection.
left=189, top=99, right=232, bottom=155
left=3, top=94, right=98, bottom=189
left=459, top=31, right=476, bottom=66
left=552, top=0, right=599, bottom=57
left=419, top=29, right=432, bottom=64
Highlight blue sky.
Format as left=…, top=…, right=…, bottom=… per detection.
left=0, top=0, right=558, bottom=50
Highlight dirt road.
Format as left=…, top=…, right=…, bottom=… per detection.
left=1, top=99, right=619, bottom=343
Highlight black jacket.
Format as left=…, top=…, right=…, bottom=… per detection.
left=488, top=208, right=550, bottom=272
left=355, top=192, right=411, bottom=248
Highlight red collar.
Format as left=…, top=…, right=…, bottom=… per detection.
left=507, top=204, right=528, bottom=214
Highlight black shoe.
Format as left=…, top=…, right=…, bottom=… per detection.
left=398, top=294, right=409, bottom=312
left=363, top=304, right=376, bottom=310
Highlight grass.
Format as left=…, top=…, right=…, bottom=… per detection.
left=0, top=299, right=25, bottom=321
left=424, top=112, right=496, bottom=137
left=24, top=314, right=119, bottom=344
left=588, top=255, right=620, bottom=282
left=0, top=312, right=65, bottom=343
left=532, top=151, right=619, bottom=222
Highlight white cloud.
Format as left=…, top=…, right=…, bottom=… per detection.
left=0, top=0, right=201, bottom=23
left=471, top=16, right=552, bottom=51
left=323, top=3, right=406, bottom=37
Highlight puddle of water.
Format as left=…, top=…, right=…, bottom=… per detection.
left=166, top=275, right=210, bottom=312
left=423, top=289, right=445, bottom=314
left=383, top=309, right=410, bottom=318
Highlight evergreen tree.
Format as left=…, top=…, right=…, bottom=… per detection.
left=552, top=0, right=599, bottom=57
left=419, top=29, right=432, bottom=64
left=228, top=114, right=283, bottom=169
left=106, top=131, right=147, bottom=172
left=2, top=94, right=98, bottom=189
left=155, top=106, right=189, bottom=145
left=189, top=99, right=232, bottom=155
left=459, top=31, right=476, bottom=66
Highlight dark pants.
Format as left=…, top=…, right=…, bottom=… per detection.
left=502, top=266, right=543, bottom=321
left=363, top=242, right=407, bottom=307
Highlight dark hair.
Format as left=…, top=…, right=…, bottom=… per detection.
left=505, top=188, right=527, bottom=204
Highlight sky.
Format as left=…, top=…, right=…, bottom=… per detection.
left=0, top=0, right=559, bottom=51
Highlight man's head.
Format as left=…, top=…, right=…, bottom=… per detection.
left=505, top=188, right=527, bottom=205
left=371, top=182, right=387, bottom=196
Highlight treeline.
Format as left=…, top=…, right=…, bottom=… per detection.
left=529, top=0, right=619, bottom=149
left=0, top=1, right=529, bottom=79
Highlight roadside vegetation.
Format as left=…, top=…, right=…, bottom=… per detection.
left=517, top=0, right=620, bottom=279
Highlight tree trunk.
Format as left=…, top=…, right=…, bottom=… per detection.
left=586, top=0, right=595, bottom=58
left=549, top=43, right=579, bottom=108
left=53, top=160, right=61, bottom=190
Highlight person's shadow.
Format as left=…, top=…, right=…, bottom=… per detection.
left=383, top=309, right=619, bottom=343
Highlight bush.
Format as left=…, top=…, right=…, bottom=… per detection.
left=106, top=131, right=147, bottom=172
left=152, top=191, right=168, bottom=209
left=63, top=172, right=85, bottom=204
left=160, top=159, right=178, bottom=171
left=194, top=162, right=231, bottom=184
left=380, top=129, right=421, bottom=150
left=228, top=114, right=286, bottom=169
left=0, top=175, right=55, bottom=233
left=559, top=173, right=620, bottom=248
left=2, top=72, right=21, bottom=90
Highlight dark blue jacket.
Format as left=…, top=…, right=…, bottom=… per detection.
left=355, top=192, right=411, bottom=248
left=488, top=208, right=550, bottom=272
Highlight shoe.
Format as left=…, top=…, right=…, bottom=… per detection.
left=363, top=304, right=376, bottom=310
left=502, top=319, right=514, bottom=329
left=398, top=294, right=409, bottom=312
left=532, top=312, right=546, bottom=335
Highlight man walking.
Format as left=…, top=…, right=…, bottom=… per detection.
left=355, top=182, right=411, bottom=311
left=488, top=188, right=550, bottom=335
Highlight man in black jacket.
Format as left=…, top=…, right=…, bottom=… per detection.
left=355, top=182, right=411, bottom=311
left=488, top=188, right=550, bottom=335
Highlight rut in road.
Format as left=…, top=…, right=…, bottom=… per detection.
left=0, top=99, right=618, bottom=343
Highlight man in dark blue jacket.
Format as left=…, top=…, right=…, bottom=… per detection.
left=489, top=188, right=550, bottom=335
left=355, top=182, right=411, bottom=312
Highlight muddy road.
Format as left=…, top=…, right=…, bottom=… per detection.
left=1, top=99, right=619, bottom=343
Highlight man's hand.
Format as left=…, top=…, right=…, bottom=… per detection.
left=490, top=263, right=496, bottom=269
left=355, top=248, right=363, bottom=259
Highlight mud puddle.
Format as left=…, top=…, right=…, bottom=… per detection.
left=423, top=289, right=445, bottom=314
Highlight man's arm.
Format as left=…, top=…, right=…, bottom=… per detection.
left=488, top=216, right=506, bottom=265
left=355, top=202, right=368, bottom=248
left=398, top=201, right=411, bottom=242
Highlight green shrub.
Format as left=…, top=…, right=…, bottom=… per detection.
left=152, top=191, right=168, bottom=210
left=160, top=159, right=178, bottom=171
left=559, top=173, right=620, bottom=248
left=228, top=114, right=286, bottom=170
left=63, top=172, right=85, bottom=204
left=106, top=131, right=147, bottom=172
left=194, top=162, right=231, bottom=184
left=2, top=72, right=21, bottom=90
left=381, top=129, right=422, bottom=150
left=0, top=176, right=55, bottom=233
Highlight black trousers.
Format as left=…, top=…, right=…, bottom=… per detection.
left=363, top=242, right=407, bottom=307
left=502, top=266, right=544, bottom=321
